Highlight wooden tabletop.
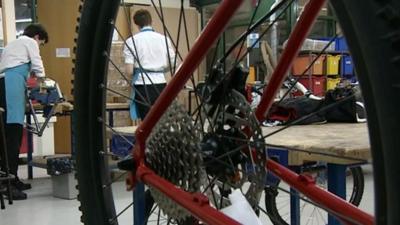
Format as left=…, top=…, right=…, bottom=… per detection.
left=105, top=123, right=371, bottom=165
left=106, top=103, right=130, bottom=110
left=262, top=123, right=371, bottom=165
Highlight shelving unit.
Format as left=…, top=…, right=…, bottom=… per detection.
left=290, top=37, right=356, bottom=97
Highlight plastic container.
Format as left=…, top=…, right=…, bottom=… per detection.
left=294, top=76, right=326, bottom=97
left=326, top=55, right=341, bottom=75
left=292, top=54, right=325, bottom=76
left=20, top=115, right=57, bottom=156
left=301, top=38, right=335, bottom=51
left=335, top=36, right=348, bottom=51
left=327, top=77, right=341, bottom=90
left=341, top=55, right=354, bottom=75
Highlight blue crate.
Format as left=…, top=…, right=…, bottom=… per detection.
left=341, top=55, right=354, bottom=75
left=111, top=135, right=135, bottom=157
left=335, top=36, right=348, bottom=51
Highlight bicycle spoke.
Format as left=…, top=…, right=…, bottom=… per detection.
left=233, top=0, right=262, bottom=65
left=108, top=201, right=134, bottom=224
left=148, top=0, right=184, bottom=62
left=275, top=182, right=364, bottom=225
left=107, top=172, right=128, bottom=188
left=232, top=2, right=292, bottom=71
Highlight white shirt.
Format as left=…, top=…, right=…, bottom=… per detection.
left=0, top=35, right=45, bottom=77
left=123, top=26, right=175, bottom=85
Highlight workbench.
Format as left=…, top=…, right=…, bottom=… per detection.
left=105, top=122, right=371, bottom=225
left=263, top=123, right=370, bottom=165
left=105, top=102, right=130, bottom=127
left=262, top=123, right=371, bottom=225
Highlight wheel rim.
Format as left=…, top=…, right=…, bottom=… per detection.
left=74, top=0, right=400, bottom=224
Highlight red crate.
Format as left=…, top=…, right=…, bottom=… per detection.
left=293, top=76, right=326, bottom=97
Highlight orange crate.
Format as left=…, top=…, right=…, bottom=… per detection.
left=291, top=54, right=325, bottom=76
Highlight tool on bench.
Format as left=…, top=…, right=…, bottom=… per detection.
left=26, top=78, right=64, bottom=137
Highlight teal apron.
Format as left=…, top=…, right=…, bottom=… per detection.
left=129, top=67, right=164, bottom=120
left=129, top=69, right=140, bottom=120
left=4, top=64, right=30, bottom=125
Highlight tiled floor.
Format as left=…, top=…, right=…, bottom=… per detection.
left=0, top=165, right=375, bottom=225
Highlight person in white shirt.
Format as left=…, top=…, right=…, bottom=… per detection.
left=0, top=24, right=48, bottom=200
left=123, top=9, right=177, bottom=220
left=123, top=9, right=175, bottom=120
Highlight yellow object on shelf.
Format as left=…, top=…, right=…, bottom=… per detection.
left=327, top=77, right=341, bottom=90
left=247, top=66, right=256, bottom=84
left=326, top=55, right=341, bottom=75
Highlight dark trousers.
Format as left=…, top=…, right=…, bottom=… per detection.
left=0, top=124, right=22, bottom=176
left=0, top=78, right=23, bottom=176
left=134, top=83, right=166, bottom=119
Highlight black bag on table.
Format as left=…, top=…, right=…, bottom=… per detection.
left=267, top=96, right=326, bottom=125
left=323, top=86, right=366, bottom=123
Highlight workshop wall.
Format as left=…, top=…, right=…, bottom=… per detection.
left=37, top=0, right=80, bottom=154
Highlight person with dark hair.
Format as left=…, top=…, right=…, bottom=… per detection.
left=123, top=9, right=176, bottom=219
left=123, top=9, right=175, bottom=120
left=0, top=23, right=48, bottom=200
left=22, top=23, right=49, bottom=44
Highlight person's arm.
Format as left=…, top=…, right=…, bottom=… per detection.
left=26, top=39, right=45, bottom=78
left=125, top=64, right=134, bottom=77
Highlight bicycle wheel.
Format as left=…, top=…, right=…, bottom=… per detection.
left=264, top=165, right=365, bottom=225
left=74, top=0, right=400, bottom=225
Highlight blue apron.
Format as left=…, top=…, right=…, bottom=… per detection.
left=129, top=69, right=140, bottom=120
left=129, top=27, right=164, bottom=120
left=4, top=63, right=30, bottom=125
left=129, top=68, right=164, bottom=120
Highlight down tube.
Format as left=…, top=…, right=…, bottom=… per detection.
left=134, top=0, right=244, bottom=161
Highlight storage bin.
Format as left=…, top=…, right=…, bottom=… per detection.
left=341, top=55, right=354, bottom=75
left=335, top=37, right=348, bottom=51
left=301, top=38, right=335, bottom=51
left=292, top=54, right=325, bottom=76
left=326, top=77, right=341, bottom=90
left=326, top=55, right=341, bottom=75
left=293, top=76, right=326, bottom=97
left=20, top=115, right=57, bottom=156
left=52, top=173, right=77, bottom=199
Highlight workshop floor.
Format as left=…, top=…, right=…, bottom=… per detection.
left=0, top=165, right=374, bottom=225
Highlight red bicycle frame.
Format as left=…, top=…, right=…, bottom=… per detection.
left=131, top=0, right=374, bottom=224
